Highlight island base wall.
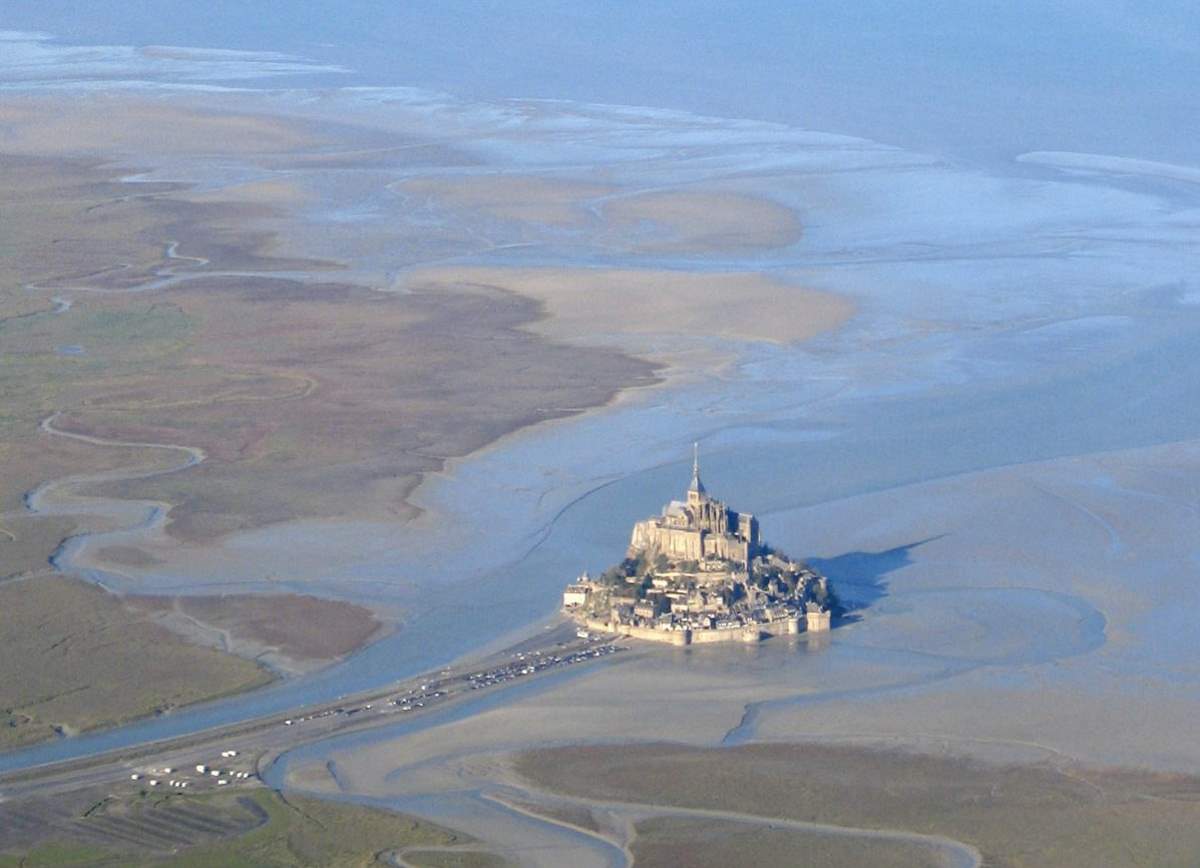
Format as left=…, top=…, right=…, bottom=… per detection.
left=581, top=615, right=806, bottom=646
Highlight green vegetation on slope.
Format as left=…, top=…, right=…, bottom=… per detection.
left=401, top=850, right=510, bottom=868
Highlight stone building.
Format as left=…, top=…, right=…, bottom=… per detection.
left=628, top=445, right=760, bottom=568
left=562, top=577, right=593, bottom=609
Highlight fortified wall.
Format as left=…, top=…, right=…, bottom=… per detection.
left=584, top=608, right=828, bottom=647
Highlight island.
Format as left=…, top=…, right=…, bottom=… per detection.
left=563, top=447, right=837, bottom=645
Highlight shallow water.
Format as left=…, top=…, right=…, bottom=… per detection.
left=6, top=3, right=1199, bottom=168
left=4, top=78, right=1200, bottom=775
left=0, top=13, right=1197, bottom=804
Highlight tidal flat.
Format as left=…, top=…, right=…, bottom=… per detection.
left=124, top=592, right=384, bottom=676
left=1, top=23, right=1199, bottom=867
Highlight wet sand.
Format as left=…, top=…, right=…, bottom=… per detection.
left=600, top=188, right=802, bottom=253
left=392, top=175, right=802, bottom=253
left=0, top=94, right=322, bottom=156
left=394, top=175, right=615, bottom=227
left=402, top=266, right=854, bottom=348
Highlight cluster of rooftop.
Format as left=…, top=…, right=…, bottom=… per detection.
left=563, top=447, right=836, bottom=646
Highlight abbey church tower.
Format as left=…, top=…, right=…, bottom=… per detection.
left=629, top=445, right=760, bottom=567
left=687, top=442, right=706, bottom=508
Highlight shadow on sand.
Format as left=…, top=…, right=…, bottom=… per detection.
left=809, top=536, right=944, bottom=625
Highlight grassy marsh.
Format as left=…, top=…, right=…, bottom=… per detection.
left=517, top=742, right=1200, bottom=868
left=0, top=576, right=272, bottom=750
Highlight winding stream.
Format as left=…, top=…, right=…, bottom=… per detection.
left=485, top=789, right=983, bottom=868
left=27, top=412, right=205, bottom=586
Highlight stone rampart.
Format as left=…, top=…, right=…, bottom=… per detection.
left=582, top=614, right=806, bottom=646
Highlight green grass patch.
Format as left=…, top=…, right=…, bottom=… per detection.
left=1, top=789, right=505, bottom=868
left=518, top=742, right=1200, bottom=868
left=403, top=850, right=511, bottom=868
left=0, top=842, right=127, bottom=868
left=162, top=789, right=458, bottom=867
left=0, top=575, right=272, bottom=750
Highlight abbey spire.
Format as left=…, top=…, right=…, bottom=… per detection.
left=689, top=442, right=706, bottom=496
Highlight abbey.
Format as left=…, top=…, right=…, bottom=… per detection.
left=628, top=446, right=760, bottom=567
left=563, top=447, right=837, bottom=646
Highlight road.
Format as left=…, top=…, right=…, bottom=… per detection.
left=0, top=628, right=624, bottom=806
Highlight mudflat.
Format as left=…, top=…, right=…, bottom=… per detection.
left=394, top=174, right=802, bottom=252
left=0, top=95, right=322, bottom=157
left=600, top=189, right=803, bottom=253
left=0, top=105, right=660, bottom=549
left=395, top=175, right=615, bottom=228
left=66, top=273, right=656, bottom=543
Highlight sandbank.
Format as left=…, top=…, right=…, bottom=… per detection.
left=0, top=94, right=321, bottom=156
left=601, top=188, right=803, bottom=252
left=395, top=175, right=614, bottom=227
left=182, top=178, right=315, bottom=207
left=403, top=266, right=855, bottom=347
left=391, top=174, right=802, bottom=253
